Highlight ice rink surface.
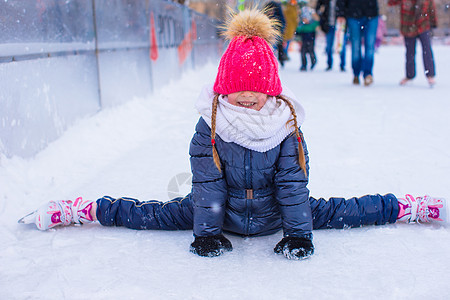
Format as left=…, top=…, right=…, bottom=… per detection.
left=1, top=44, right=450, bottom=299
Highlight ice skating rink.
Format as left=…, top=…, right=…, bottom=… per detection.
left=1, top=44, right=449, bottom=299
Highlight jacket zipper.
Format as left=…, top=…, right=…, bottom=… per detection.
left=244, top=149, right=252, bottom=235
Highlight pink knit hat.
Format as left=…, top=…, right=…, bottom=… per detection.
left=213, top=9, right=282, bottom=96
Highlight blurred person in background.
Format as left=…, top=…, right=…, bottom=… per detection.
left=296, top=3, right=320, bottom=71
left=264, top=1, right=287, bottom=66
left=281, top=0, right=300, bottom=60
left=316, top=0, right=348, bottom=71
left=388, top=0, right=438, bottom=87
left=336, top=0, right=379, bottom=86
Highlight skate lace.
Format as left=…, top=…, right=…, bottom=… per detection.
left=407, top=195, right=431, bottom=223
left=405, top=194, right=419, bottom=222
left=416, top=196, right=430, bottom=223
left=71, top=197, right=84, bottom=224
left=56, top=200, right=73, bottom=226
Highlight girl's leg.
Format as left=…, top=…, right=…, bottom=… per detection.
left=96, top=195, right=193, bottom=230
left=309, top=194, right=399, bottom=229
left=19, top=197, right=96, bottom=230
left=20, top=195, right=194, bottom=231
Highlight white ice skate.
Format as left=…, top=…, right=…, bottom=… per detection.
left=18, top=197, right=94, bottom=230
left=397, top=194, right=448, bottom=224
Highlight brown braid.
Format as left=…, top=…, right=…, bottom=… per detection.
left=211, top=94, right=221, bottom=171
left=277, top=95, right=307, bottom=177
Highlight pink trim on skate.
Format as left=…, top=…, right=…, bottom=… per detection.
left=397, top=201, right=409, bottom=219
left=82, top=202, right=94, bottom=222
left=74, top=197, right=81, bottom=207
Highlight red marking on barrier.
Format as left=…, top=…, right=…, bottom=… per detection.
left=177, top=20, right=197, bottom=65
left=150, top=12, right=159, bottom=61
left=191, top=19, right=197, bottom=41
left=36, top=0, right=47, bottom=21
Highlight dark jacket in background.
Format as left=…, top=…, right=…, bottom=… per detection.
left=264, top=1, right=286, bottom=39
left=336, top=0, right=379, bottom=19
left=316, top=0, right=332, bottom=33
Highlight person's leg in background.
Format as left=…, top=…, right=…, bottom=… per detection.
left=300, top=34, right=308, bottom=71
left=310, top=32, right=317, bottom=69
left=400, top=35, right=417, bottom=85
left=303, top=39, right=314, bottom=70
left=361, top=16, right=378, bottom=86
left=418, top=30, right=436, bottom=86
left=346, top=18, right=362, bottom=84
left=277, top=41, right=286, bottom=67
left=325, top=26, right=336, bottom=70
left=284, top=39, right=292, bottom=60
left=339, top=30, right=348, bottom=71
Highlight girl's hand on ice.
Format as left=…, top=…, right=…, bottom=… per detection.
left=274, top=236, right=314, bottom=260
left=190, top=234, right=233, bottom=257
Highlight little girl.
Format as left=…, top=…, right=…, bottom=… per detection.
left=19, top=9, right=448, bottom=260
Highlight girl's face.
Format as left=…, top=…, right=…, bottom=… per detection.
left=227, top=91, right=269, bottom=111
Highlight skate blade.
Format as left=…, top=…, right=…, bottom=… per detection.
left=18, top=210, right=37, bottom=224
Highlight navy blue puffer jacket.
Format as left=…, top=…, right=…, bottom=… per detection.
left=189, top=117, right=312, bottom=238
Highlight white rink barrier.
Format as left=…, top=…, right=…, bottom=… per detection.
left=0, top=0, right=222, bottom=158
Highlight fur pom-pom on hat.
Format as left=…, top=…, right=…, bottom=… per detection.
left=213, top=8, right=282, bottom=96
left=222, top=8, right=280, bottom=45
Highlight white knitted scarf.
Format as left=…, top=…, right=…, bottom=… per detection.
left=195, top=84, right=305, bottom=153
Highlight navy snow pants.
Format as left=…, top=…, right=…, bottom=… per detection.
left=96, top=194, right=399, bottom=232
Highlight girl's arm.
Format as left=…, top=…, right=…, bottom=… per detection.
left=189, top=119, right=228, bottom=237
left=274, top=130, right=313, bottom=239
